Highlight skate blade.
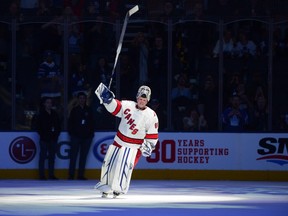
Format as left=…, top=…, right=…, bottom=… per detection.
left=101, top=192, right=108, bottom=198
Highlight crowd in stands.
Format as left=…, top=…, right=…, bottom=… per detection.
left=0, top=0, right=288, bottom=132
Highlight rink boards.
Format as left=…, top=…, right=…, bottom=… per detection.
left=0, top=132, right=287, bottom=181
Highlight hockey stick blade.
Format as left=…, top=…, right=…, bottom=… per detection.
left=129, top=5, right=139, bottom=16
left=108, top=5, right=139, bottom=89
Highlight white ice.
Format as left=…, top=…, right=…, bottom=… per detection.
left=0, top=180, right=287, bottom=216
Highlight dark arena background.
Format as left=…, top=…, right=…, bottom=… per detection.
left=0, top=1, right=287, bottom=216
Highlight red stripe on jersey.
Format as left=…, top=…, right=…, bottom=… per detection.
left=117, top=131, right=143, bottom=144
left=145, top=133, right=158, bottom=139
left=113, top=141, right=122, bottom=148
left=111, top=99, right=122, bottom=116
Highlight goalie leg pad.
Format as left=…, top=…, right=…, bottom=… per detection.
left=94, top=182, right=112, bottom=194
left=96, top=144, right=138, bottom=194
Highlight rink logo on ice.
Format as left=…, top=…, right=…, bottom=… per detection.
left=93, top=136, right=114, bottom=162
left=257, top=137, right=288, bottom=166
left=9, top=136, right=37, bottom=164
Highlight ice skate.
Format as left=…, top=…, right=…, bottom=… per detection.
left=101, top=192, right=108, bottom=198
left=113, top=191, right=120, bottom=198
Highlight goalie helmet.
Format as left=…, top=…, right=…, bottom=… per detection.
left=136, top=85, right=151, bottom=101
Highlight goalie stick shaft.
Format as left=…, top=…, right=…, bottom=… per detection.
left=108, top=5, right=139, bottom=89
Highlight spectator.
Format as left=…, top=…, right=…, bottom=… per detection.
left=107, top=0, right=126, bottom=22
left=198, top=74, right=218, bottom=131
left=5, top=1, right=23, bottom=21
left=90, top=56, right=111, bottom=90
left=222, top=93, right=249, bottom=132
left=128, top=31, right=150, bottom=88
left=213, top=30, right=235, bottom=58
left=171, top=74, right=192, bottom=101
left=246, top=70, right=266, bottom=98
left=234, top=32, right=257, bottom=58
left=63, top=0, right=85, bottom=18
left=119, top=54, right=137, bottom=99
left=20, top=0, right=38, bottom=17
left=89, top=57, right=114, bottom=131
left=149, top=98, right=167, bottom=131
left=41, top=6, right=80, bottom=55
left=225, top=71, right=243, bottom=102
left=68, top=23, right=82, bottom=57
left=68, top=63, right=91, bottom=115
left=148, top=35, right=167, bottom=104
left=159, top=1, right=180, bottom=22
left=256, top=27, right=269, bottom=57
left=35, top=97, right=61, bottom=180
left=236, top=83, right=253, bottom=114
left=70, top=63, right=90, bottom=98
left=189, top=77, right=199, bottom=103
left=253, top=85, right=266, bottom=103
left=37, top=50, right=62, bottom=111
left=83, top=0, right=107, bottom=18
left=83, top=15, right=112, bottom=72
left=174, top=26, right=190, bottom=75
left=36, top=0, right=52, bottom=19
left=68, top=92, right=94, bottom=180
left=96, top=57, right=111, bottom=86
left=185, top=13, right=211, bottom=74
left=272, top=27, right=283, bottom=57
left=38, top=13, right=62, bottom=54
left=251, top=96, right=268, bottom=131
left=41, top=5, right=79, bottom=31
left=171, top=74, right=192, bottom=130
left=183, top=107, right=208, bottom=131
left=186, top=1, right=205, bottom=20
left=277, top=112, right=288, bottom=131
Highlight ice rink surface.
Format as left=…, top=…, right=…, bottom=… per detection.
left=0, top=180, right=287, bottom=216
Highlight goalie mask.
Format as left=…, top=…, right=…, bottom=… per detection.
left=136, top=85, right=151, bottom=101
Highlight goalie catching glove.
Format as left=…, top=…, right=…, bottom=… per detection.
left=140, top=141, right=155, bottom=157
left=95, top=82, right=115, bottom=104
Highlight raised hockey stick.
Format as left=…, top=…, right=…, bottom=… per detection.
left=108, top=5, right=139, bottom=89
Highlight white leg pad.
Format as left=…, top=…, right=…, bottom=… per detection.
left=94, top=182, right=112, bottom=193
left=95, top=144, right=138, bottom=194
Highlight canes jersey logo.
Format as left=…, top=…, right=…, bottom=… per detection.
left=257, top=137, right=288, bottom=165
left=124, top=108, right=138, bottom=134
left=93, top=136, right=114, bottom=162
left=9, top=136, right=37, bottom=164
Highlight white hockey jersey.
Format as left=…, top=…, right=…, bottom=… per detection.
left=103, top=99, right=159, bottom=149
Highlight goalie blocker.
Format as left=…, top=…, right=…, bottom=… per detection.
left=95, top=82, right=115, bottom=104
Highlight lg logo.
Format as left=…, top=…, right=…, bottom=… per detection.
left=9, top=136, right=37, bottom=164
left=8, top=135, right=114, bottom=164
